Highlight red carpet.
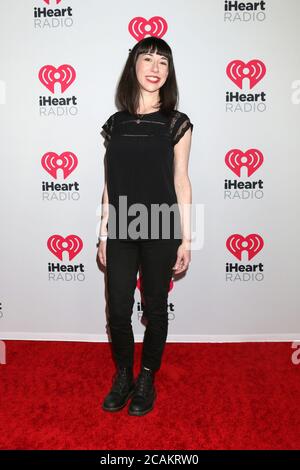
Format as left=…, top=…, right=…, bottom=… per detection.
left=0, top=340, right=299, bottom=450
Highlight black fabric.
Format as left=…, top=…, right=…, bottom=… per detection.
left=106, top=237, right=181, bottom=370
left=101, top=109, right=193, bottom=241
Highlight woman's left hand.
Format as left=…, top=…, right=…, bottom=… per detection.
left=172, top=241, right=191, bottom=274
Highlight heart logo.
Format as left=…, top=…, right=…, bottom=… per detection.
left=226, top=59, right=266, bottom=89
left=39, top=64, right=76, bottom=93
left=128, top=16, right=168, bottom=41
left=47, top=235, right=83, bottom=261
left=226, top=233, right=264, bottom=261
left=225, top=148, right=264, bottom=177
left=41, top=151, right=78, bottom=179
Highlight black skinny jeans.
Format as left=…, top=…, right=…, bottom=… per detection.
left=106, top=237, right=181, bottom=372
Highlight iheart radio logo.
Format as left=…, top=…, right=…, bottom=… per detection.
left=39, top=64, right=76, bottom=93
left=128, top=16, right=168, bottom=41
left=225, top=149, right=264, bottom=177
left=41, top=152, right=78, bottom=179
left=226, top=60, right=266, bottom=89
left=47, top=235, right=83, bottom=261
left=43, top=0, right=62, bottom=4
left=226, top=234, right=264, bottom=261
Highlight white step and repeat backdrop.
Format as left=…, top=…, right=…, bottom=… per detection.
left=1, top=0, right=299, bottom=342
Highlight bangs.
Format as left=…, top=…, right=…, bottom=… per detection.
left=137, top=37, right=172, bottom=62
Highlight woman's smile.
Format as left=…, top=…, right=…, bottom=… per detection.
left=145, top=75, right=161, bottom=83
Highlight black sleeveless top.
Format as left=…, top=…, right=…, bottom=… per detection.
left=101, top=109, right=193, bottom=241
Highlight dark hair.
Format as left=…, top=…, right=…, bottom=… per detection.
left=115, top=36, right=179, bottom=117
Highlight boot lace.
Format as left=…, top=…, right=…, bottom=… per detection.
left=135, top=369, right=153, bottom=397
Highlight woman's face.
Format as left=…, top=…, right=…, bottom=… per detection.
left=135, top=50, right=169, bottom=92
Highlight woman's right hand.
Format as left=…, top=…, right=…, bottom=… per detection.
left=97, top=240, right=107, bottom=267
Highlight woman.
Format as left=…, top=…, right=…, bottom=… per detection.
left=98, top=36, right=193, bottom=416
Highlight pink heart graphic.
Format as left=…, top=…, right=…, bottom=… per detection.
left=47, top=234, right=83, bottom=261
left=226, top=59, right=266, bottom=89
left=41, top=151, right=78, bottom=179
left=226, top=233, right=264, bottom=261
left=128, top=16, right=168, bottom=41
left=39, top=64, right=76, bottom=94
left=225, top=148, right=264, bottom=177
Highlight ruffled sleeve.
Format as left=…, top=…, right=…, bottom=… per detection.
left=101, top=113, right=115, bottom=141
left=170, top=111, right=193, bottom=146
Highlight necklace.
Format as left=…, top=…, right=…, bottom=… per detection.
left=136, top=113, right=144, bottom=124
left=135, top=107, right=160, bottom=123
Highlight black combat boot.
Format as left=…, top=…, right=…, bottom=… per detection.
left=102, top=366, right=135, bottom=412
left=128, top=366, right=156, bottom=416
